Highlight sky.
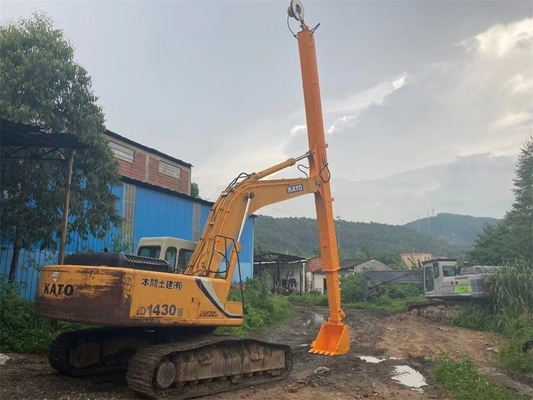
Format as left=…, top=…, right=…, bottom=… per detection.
left=1, top=0, right=532, bottom=225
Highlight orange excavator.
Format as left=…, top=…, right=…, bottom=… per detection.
left=34, top=1, right=350, bottom=398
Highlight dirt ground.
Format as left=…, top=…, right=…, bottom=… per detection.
left=1, top=305, right=532, bottom=400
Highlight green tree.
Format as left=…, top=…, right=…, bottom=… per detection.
left=355, top=244, right=370, bottom=260
left=190, top=182, right=200, bottom=198
left=506, top=135, right=533, bottom=261
left=0, top=13, right=122, bottom=283
left=467, top=135, right=533, bottom=264
left=376, top=252, right=404, bottom=269
left=254, top=241, right=276, bottom=255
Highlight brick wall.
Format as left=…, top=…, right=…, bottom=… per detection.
left=116, top=152, right=146, bottom=182
left=108, top=136, right=191, bottom=195
left=147, top=157, right=190, bottom=194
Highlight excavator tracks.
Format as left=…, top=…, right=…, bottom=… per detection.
left=48, top=328, right=293, bottom=399
left=49, top=327, right=161, bottom=376
left=126, top=335, right=293, bottom=399
left=407, top=300, right=466, bottom=321
left=48, top=326, right=214, bottom=377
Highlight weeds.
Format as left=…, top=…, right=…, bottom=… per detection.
left=216, top=271, right=292, bottom=335
left=289, top=291, right=426, bottom=314
left=0, top=293, right=88, bottom=353
left=452, top=260, right=533, bottom=377
left=432, top=354, right=523, bottom=400
left=288, top=291, right=328, bottom=306
left=491, top=260, right=533, bottom=323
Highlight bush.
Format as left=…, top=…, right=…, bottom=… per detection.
left=339, top=273, right=365, bottom=303
left=452, top=303, right=496, bottom=331
left=0, top=293, right=86, bottom=353
left=491, top=260, right=533, bottom=322
left=287, top=273, right=426, bottom=314
left=217, top=271, right=292, bottom=335
left=452, top=261, right=533, bottom=376
left=382, top=283, right=423, bottom=299
left=497, top=317, right=533, bottom=376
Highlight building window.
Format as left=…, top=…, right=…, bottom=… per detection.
left=109, top=141, right=134, bottom=163
left=159, top=160, right=181, bottom=179
left=123, top=183, right=136, bottom=240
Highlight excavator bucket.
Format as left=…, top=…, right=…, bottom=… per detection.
left=309, top=322, right=350, bottom=356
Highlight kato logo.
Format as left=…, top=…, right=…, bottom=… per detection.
left=43, top=283, right=74, bottom=296
left=287, top=183, right=304, bottom=194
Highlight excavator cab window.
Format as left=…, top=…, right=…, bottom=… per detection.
left=433, top=263, right=440, bottom=279
left=165, top=247, right=177, bottom=270
left=442, top=266, right=456, bottom=277
left=177, top=249, right=194, bottom=273
left=138, top=246, right=161, bottom=258
left=425, top=266, right=434, bottom=292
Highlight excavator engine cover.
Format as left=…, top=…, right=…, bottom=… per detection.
left=65, top=252, right=172, bottom=273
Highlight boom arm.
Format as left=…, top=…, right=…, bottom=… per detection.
left=184, top=0, right=350, bottom=356
left=184, top=152, right=320, bottom=291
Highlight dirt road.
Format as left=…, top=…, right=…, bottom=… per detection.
left=1, top=305, right=531, bottom=399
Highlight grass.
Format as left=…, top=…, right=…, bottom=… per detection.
left=452, top=260, right=533, bottom=377
left=0, top=293, right=89, bottom=353
left=432, top=354, right=524, bottom=400
left=288, top=291, right=329, bottom=306
left=289, top=291, right=427, bottom=314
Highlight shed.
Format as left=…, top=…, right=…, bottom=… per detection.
left=254, top=252, right=307, bottom=294
left=306, top=256, right=392, bottom=295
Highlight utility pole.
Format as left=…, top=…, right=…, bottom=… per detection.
left=58, top=150, right=75, bottom=265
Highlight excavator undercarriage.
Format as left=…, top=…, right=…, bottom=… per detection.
left=406, top=299, right=470, bottom=321
left=49, top=327, right=292, bottom=399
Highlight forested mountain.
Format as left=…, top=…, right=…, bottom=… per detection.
left=403, top=213, right=500, bottom=246
left=254, top=215, right=466, bottom=263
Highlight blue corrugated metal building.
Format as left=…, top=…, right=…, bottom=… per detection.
left=0, top=128, right=255, bottom=301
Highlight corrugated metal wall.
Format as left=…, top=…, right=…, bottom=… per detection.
left=0, top=247, right=56, bottom=301
left=0, top=182, right=255, bottom=301
left=65, top=185, right=124, bottom=253
left=133, top=187, right=194, bottom=242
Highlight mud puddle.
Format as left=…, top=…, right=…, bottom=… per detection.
left=358, top=354, right=429, bottom=393
left=392, top=365, right=428, bottom=393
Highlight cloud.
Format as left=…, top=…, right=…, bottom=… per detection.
left=490, top=111, right=532, bottom=130
left=262, top=152, right=516, bottom=225
left=290, top=73, right=408, bottom=136
left=461, top=18, right=533, bottom=58
left=505, top=74, right=533, bottom=94
left=324, top=73, right=408, bottom=115
left=327, top=114, right=357, bottom=135
left=289, top=124, right=306, bottom=136
left=200, top=16, right=530, bottom=222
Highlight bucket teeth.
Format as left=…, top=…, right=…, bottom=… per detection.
left=308, top=349, right=333, bottom=356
